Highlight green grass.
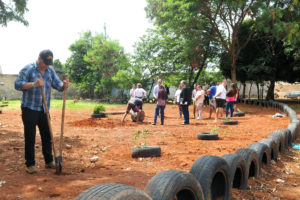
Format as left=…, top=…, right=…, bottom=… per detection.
left=0, top=99, right=124, bottom=110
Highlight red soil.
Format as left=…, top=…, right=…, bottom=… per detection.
left=0, top=103, right=299, bottom=199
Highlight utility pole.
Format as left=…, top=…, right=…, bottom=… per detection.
left=104, top=22, right=107, bottom=39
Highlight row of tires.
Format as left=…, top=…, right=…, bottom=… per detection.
left=75, top=99, right=299, bottom=200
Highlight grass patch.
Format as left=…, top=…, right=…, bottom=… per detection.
left=1, top=99, right=124, bottom=110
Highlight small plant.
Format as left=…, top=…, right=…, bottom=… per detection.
left=222, top=117, right=232, bottom=121
left=93, top=104, right=105, bottom=114
left=224, top=130, right=228, bottom=135
left=133, top=129, right=149, bottom=148
left=206, top=123, right=219, bottom=134
left=210, top=126, right=219, bottom=134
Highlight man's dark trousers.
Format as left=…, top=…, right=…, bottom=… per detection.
left=182, top=105, right=189, bottom=124
left=22, top=107, right=53, bottom=167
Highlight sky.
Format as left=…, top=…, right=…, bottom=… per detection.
left=0, top=0, right=152, bottom=74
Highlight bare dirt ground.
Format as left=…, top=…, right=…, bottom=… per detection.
left=0, top=103, right=299, bottom=200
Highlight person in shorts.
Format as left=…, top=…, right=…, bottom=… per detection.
left=122, top=98, right=143, bottom=122
left=214, top=80, right=227, bottom=122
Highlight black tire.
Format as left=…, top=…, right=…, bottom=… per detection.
left=288, top=123, right=298, bottom=141
left=131, top=146, right=161, bottom=158
left=235, top=148, right=259, bottom=178
left=268, top=132, right=284, bottom=154
left=273, top=129, right=288, bottom=152
left=197, top=132, right=219, bottom=140
left=248, top=143, right=271, bottom=173
left=91, top=113, right=106, bottom=118
left=189, top=155, right=231, bottom=200
left=75, top=183, right=152, bottom=200
left=221, top=153, right=248, bottom=191
left=233, top=112, right=245, bottom=117
left=259, top=139, right=278, bottom=161
left=145, top=170, right=205, bottom=200
left=222, top=120, right=238, bottom=125
left=281, top=129, right=293, bottom=147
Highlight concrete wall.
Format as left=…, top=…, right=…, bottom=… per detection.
left=0, top=74, right=79, bottom=100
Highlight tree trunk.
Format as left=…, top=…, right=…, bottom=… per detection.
left=256, top=82, right=260, bottom=99
left=242, top=82, right=246, bottom=98
left=248, top=82, right=253, bottom=99
left=147, top=80, right=155, bottom=100
left=231, top=55, right=237, bottom=82
left=266, top=80, right=275, bottom=100
left=261, top=84, right=264, bottom=99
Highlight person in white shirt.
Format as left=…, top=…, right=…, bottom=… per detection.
left=174, top=84, right=183, bottom=118
left=195, top=85, right=205, bottom=120
left=134, top=83, right=147, bottom=109
left=129, top=84, right=136, bottom=99
left=192, top=84, right=197, bottom=118
left=213, top=80, right=227, bottom=122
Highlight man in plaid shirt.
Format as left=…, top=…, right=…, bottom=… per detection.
left=15, top=50, right=70, bottom=174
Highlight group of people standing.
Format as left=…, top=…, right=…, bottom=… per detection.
left=124, top=79, right=239, bottom=125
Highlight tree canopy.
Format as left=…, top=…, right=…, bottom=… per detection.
left=0, top=0, right=28, bottom=26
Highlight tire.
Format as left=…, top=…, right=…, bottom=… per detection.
left=288, top=123, right=298, bottom=141
left=268, top=132, right=284, bottom=154
left=248, top=143, right=271, bottom=173
left=259, top=139, right=278, bottom=161
left=189, top=155, right=231, bottom=200
left=235, top=148, right=259, bottom=178
left=233, top=112, right=245, bottom=117
left=91, top=113, right=106, bottom=118
left=131, top=111, right=145, bottom=122
left=75, top=183, right=152, bottom=200
left=273, top=129, right=289, bottom=152
left=281, top=129, right=293, bottom=147
left=197, top=132, right=219, bottom=140
left=145, top=170, right=205, bottom=200
left=221, top=153, right=248, bottom=191
left=222, top=120, right=238, bottom=125
left=131, top=146, right=161, bottom=158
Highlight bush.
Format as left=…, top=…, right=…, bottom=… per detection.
left=93, top=104, right=105, bottom=114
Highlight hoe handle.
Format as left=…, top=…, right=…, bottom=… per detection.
left=38, top=74, right=57, bottom=158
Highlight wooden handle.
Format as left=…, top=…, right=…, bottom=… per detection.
left=38, top=74, right=57, bottom=158
left=59, top=87, right=67, bottom=156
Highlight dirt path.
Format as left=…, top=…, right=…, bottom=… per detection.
left=0, top=104, right=299, bottom=199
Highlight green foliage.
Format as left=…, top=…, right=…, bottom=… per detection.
left=133, top=129, right=149, bottom=148
left=93, top=104, right=105, bottom=114
left=0, top=0, right=28, bottom=26
left=66, top=31, right=131, bottom=98
left=53, top=59, right=66, bottom=78
left=207, top=124, right=219, bottom=134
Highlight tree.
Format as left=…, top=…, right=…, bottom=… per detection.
left=53, top=59, right=66, bottom=78
left=0, top=0, right=28, bottom=26
left=141, top=0, right=219, bottom=87
left=66, top=31, right=131, bottom=98
left=220, top=19, right=300, bottom=100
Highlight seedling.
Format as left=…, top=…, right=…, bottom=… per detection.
left=206, top=123, right=219, bottom=134
left=223, top=117, right=232, bottom=121
left=93, top=104, right=105, bottom=114
left=133, top=129, right=149, bottom=148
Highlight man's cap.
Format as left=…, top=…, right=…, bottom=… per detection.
left=39, top=50, right=53, bottom=65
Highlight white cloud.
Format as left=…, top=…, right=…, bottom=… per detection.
left=0, top=0, right=152, bottom=74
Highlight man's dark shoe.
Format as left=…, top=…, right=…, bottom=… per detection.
left=25, top=166, right=37, bottom=174
left=181, top=123, right=189, bottom=125
left=45, top=162, right=56, bottom=169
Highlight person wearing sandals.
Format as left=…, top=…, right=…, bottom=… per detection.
left=195, top=85, right=205, bottom=120
left=226, top=83, right=237, bottom=118
left=152, top=85, right=168, bottom=125
left=174, top=84, right=183, bottom=118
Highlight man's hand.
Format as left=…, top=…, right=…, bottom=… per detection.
left=35, top=78, right=44, bottom=87
left=63, top=79, right=70, bottom=89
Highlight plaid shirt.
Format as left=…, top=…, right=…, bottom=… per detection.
left=15, top=62, right=63, bottom=112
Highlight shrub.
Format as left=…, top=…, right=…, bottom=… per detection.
left=93, top=104, right=105, bottom=114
